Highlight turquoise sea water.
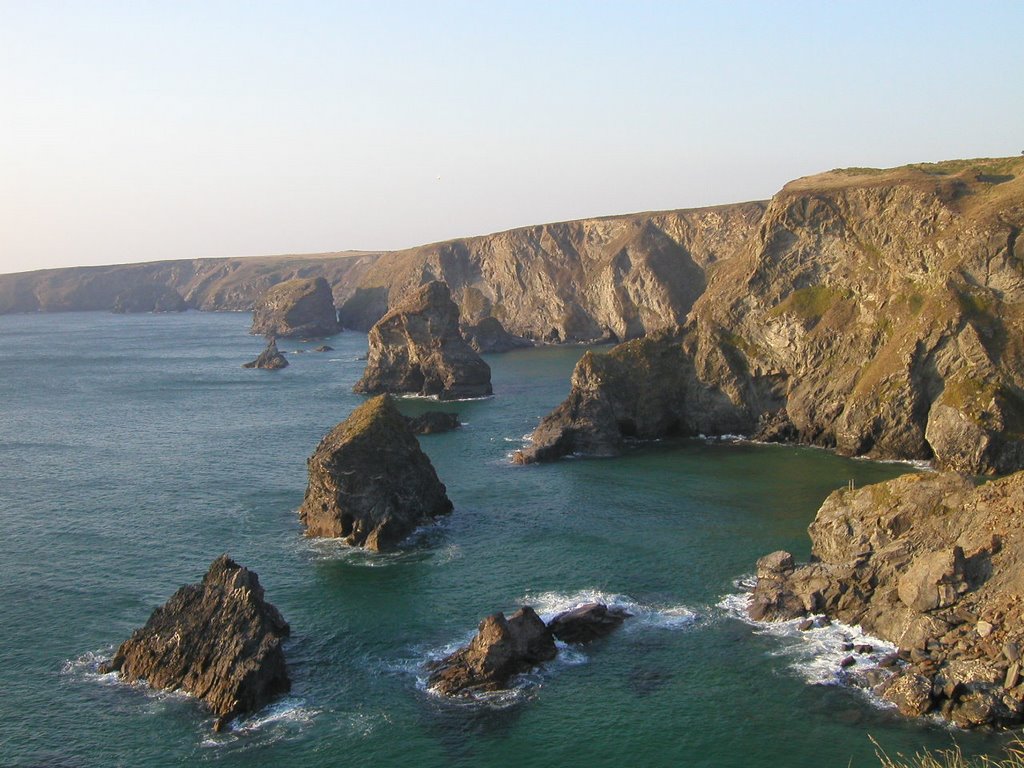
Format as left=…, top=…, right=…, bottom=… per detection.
left=0, top=311, right=1010, bottom=767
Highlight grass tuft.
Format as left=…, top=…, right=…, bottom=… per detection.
left=872, top=737, right=1024, bottom=768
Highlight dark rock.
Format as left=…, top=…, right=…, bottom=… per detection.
left=250, top=277, right=341, bottom=339
left=840, top=655, right=857, bottom=668
left=427, top=607, right=557, bottom=696
left=881, top=673, right=934, bottom=717
left=798, top=619, right=814, bottom=631
left=404, top=411, right=461, bottom=435
left=354, top=281, right=492, bottom=400
left=313, top=345, right=334, bottom=352
left=242, top=338, right=288, bottom=370
left=99, top=555, right=290, bottom=731
left=112, top=284, right=187, bottom=313
left=546, top=603, right=631, bottom=644
left=298, top=394, right=452, bottom=551
left=461, top=317, right=533, bottom=354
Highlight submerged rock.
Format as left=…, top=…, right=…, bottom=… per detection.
left=404, top=411, right=461, bottom=435
left=461, top=317, right=533, bottom=354
left=748, top=470, right=1024, bottom=728
left=242, top=338, right=288, bottom=370
left=547, top=602, right=632, bottom=644
left=100, top=555, right=290, bottom=731
left=354, top=281, right=492, bottom=400
left=250, top=277, right=341, bottom=339
left=427, top=607, right=556, bottom=696
left=312, top=345, right=334, bottom=353
left=299, top=394, right=453, bottom=551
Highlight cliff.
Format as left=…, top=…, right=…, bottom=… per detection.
left=249, top=276, right=341, bottom=338
left=517, top=157, right=1024, bottom=474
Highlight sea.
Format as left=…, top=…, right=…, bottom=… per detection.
left=0, top=311, right=1011, bottom=767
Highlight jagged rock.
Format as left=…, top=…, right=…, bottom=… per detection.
left=749, top=470, right=1024, bottom=728
left=354, top=281, right=492, bottom=400
left=242, top=338, right=288, bottom=370
left=547, top=603, right=631, bottom=644
left=404, top=411, right=460, bottom=435
left=461, top=317, right=533, bottom=354
left=515, top=160, right=1024, bottom=474
left=427, top=607, right=556, bottom=696
left=250, top=277, right=341, bottom=339
left=313, top=345, right=334, bottom=352
left=111, top=285, right=187, bottom=313
left=298, top=394, right=452, bottom=551
left=99, top=555, right=290, bottom=731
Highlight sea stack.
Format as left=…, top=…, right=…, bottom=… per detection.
left=748, top=470, right=1024, bottom=729
left=250, top=276, right=341, bottom=338
left=354, top=281, right=492, bottom=400
left=299, top=394, right=453, bottom=551
left=242, top=338, right=289, bottom=370
left=461, top=317, right=533, bottom=354
left=100, top=555, right=290, bottom=731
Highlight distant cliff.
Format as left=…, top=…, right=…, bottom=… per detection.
left=517, top=157, right=1024, bottom=474
left=0, top=204, right=766, bottom=343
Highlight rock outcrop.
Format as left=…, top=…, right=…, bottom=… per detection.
left=354, top=282, right=492, bottom=400
left=517, top=158, right=1024, bottom=474
left=404, top=411, right=461, bottom=435
left=99, top=555, right=290, bottom=731
left=250, top=277, right=341, bottom=338
left=242, top=338, right=288, bottom=370
left=427, top=607, right=557, bottom=696
left=111, top=285, right=187, bottom=313
left=461, top=317, right=533, bottom=353
left=749, top=470, right=1024, bottom=728
left=299, top=394, right=453, bottom=551
left=547, top=602, right=632, bottom=644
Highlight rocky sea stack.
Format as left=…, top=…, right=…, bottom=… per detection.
left=250, top=276, right=341, bottom=339
left=516, top=159, right=1024, bottom=474
left=299, top=394, right=453, bottom=551
left=749, top=470, right=1024, bottom=728
left=242, top=338, right=288, bottom=370
left=100, top=555, right=290, bottom=731
left=354, top=281, right=492, bottom=400
left=461, top=317, right=533, bottom=354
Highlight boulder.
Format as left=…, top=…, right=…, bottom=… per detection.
left=427, top=607, right=557, bottom=696
left=880, top=673, right=933, bottom=717
left=250, top=277, right=341, bottom=338
left=546, top=602, right=631, bottom=644
left=99, top=555, right=290, bottom=731
left=461, top=317, right=533, bottom=354
left=404, top=411, right=461, bottom=435
left=298, top=394, right=452, bottom=551
left=354, top=281, right=492, bottom=400
left=313, top=345, right=334, bottom=352
left=242, top=338, right=288, bottom=370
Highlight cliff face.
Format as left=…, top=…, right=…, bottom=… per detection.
left=518, top=158, right=1024, bottom=474
left=249, top=276, right=341, bottom=338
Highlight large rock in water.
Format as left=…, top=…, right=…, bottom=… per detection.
left=427, top=607, right=557, bottom=696
left=250, top=277, right=341, bottom=338
left=99, top=555, right=290, bottom=731
left=299, top=394, right=453, bottom=550
left=748, top=470, right=1024, bottom=729
left=242, top=338, right=288, bottom=370
left=461, top=317, right=533, bottom=354
left=547, top=602, right=632, bottom=644
left=354, top=281, right=492, bottom=400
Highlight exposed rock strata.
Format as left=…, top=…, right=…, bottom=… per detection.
left=517, top=158, right=1024, bottom=474
left=427, top=608, right=557, bottom=696
left=354, top=282, right=492, bottom=400
left=111, top=285, right=187, bottom=313
left=299, top=394, right=452, bottom=551
left=250, top=277, right=341, bottom=338
left=242, top=339, right=288, bottom=370
left=404, top=411, right=461, bottom=435
left=461, top=317, right=533, bottom=353
left=749, top=470, right=1024, bottom=728
left=99, top=555, right=290, bottom=731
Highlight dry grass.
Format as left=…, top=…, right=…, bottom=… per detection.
left=872, top=736, right=1024, bottom=768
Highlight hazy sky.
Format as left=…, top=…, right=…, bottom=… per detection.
left=2, top=1, right=1022, bottom=275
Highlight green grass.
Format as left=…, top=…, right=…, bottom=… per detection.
left=873, top=736, right=1024, bottom=768
left=769, top=285, right=854, bottom=323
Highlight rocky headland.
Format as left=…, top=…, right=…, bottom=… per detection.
left=100, top=555, right=290, bottom=731
left=299, top=394, right=453, bottom=551
left=516, top=158, right=1024, bottom=474
left=354, top=281, right=492, bottom=400
left=749, top=470, right=1024, bottom=728
left=250, top=276, right=341, bottom=338
left=111, top=284, right=187, bottom=314
left=242, top=338, right=289, bottom=370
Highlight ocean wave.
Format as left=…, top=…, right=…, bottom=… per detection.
left=299, top=519, right=454, bottom=566
left=521, top=588, right=699, bottom=631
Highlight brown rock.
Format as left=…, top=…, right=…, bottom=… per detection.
left=404, top=411, right=461, bottom=435
left=881, top=673, right=934, bottom=717
left=99, top=555, right=290, bottom=731
left=547, top=603, right=631, bottom=644
left=461, top=317, right=533, bottom=354
left=250, top=277, right=341, bottom=339
left=298, top=395, right=452, bottom=551
left=242, top=338, right=288, bottom=370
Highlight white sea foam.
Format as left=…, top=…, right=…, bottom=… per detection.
left=522, top=588, right=699, bottom=631
left=301, top=518, right=453, bottom=566
left=718, top=585, right=899, bottom=707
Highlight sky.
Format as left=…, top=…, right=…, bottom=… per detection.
left=1, top=1, right=1022, bottom=275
